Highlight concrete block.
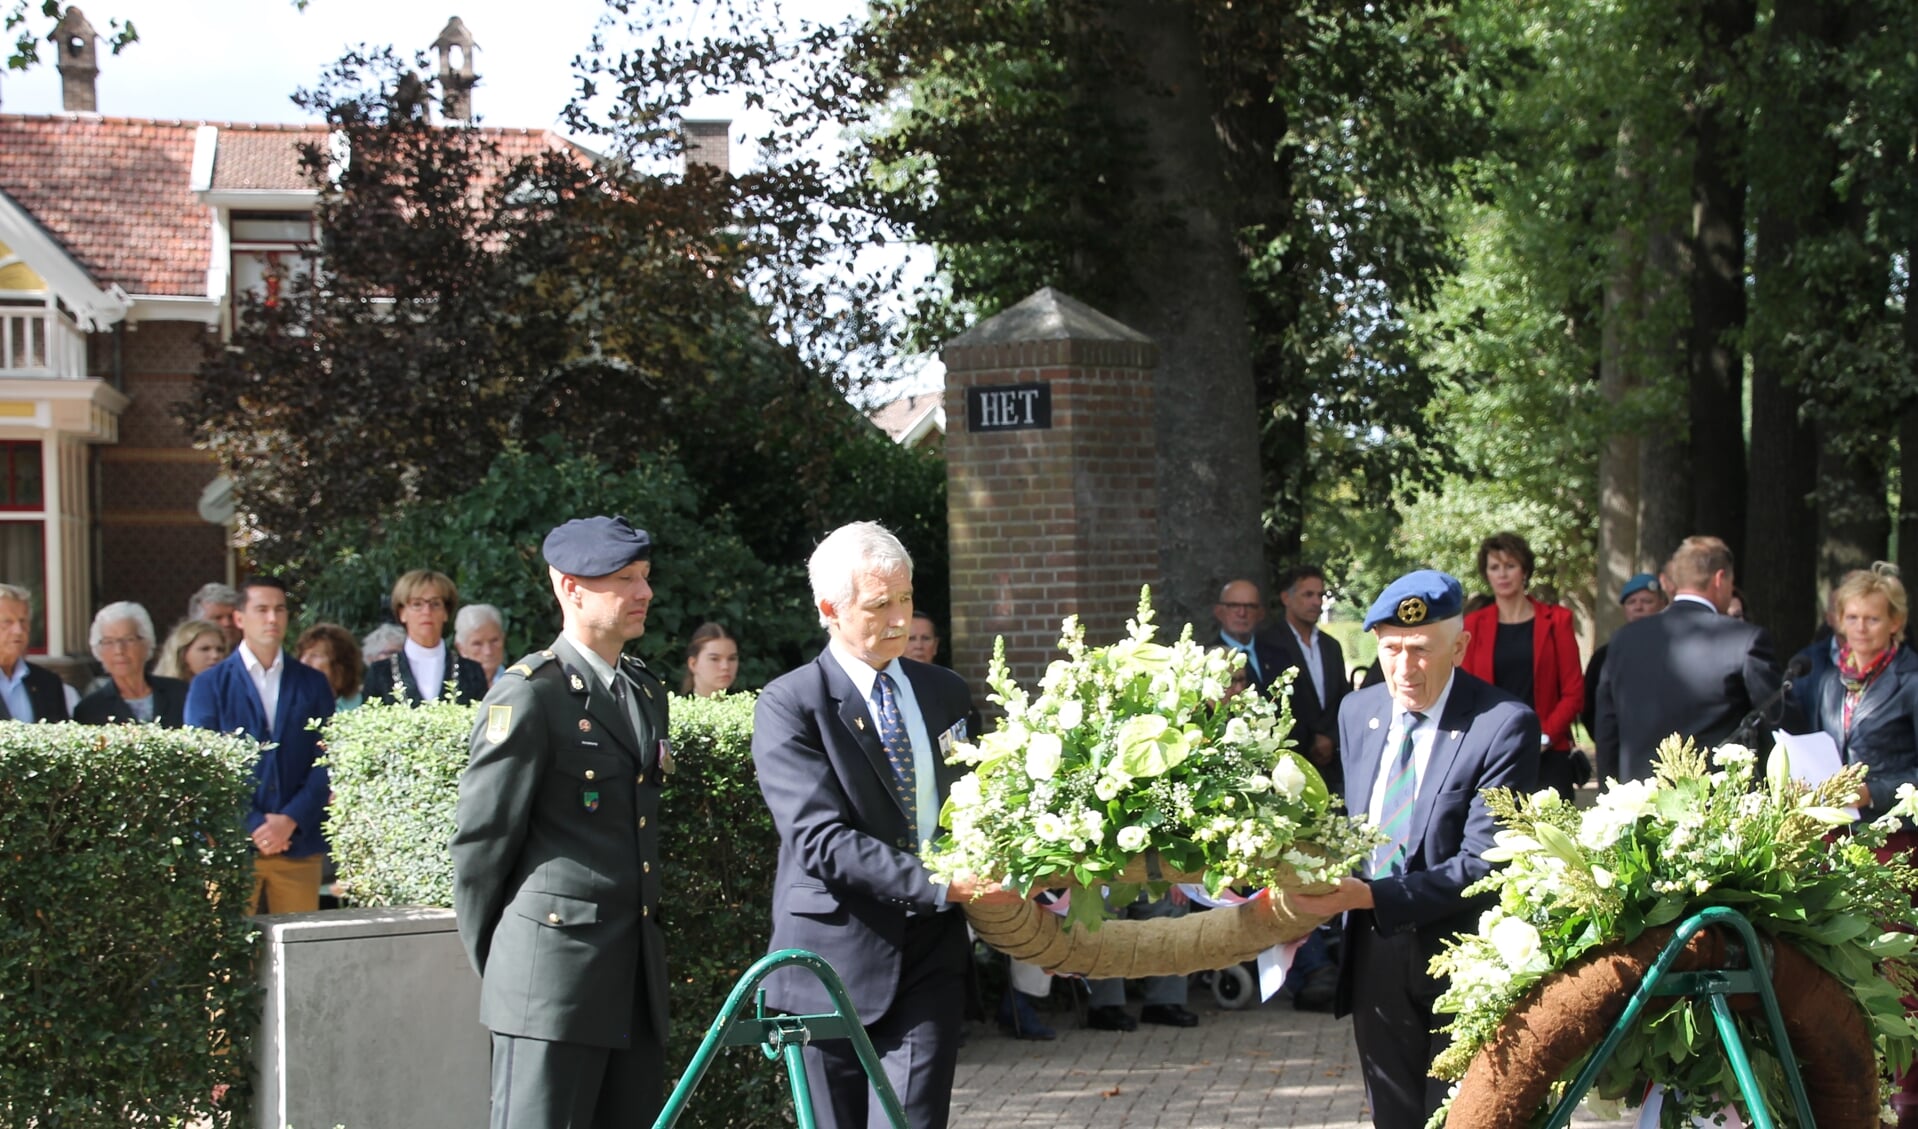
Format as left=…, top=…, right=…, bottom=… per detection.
left=255, top=907, right=487, bottom=1129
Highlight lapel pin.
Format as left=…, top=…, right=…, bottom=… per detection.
left=1368, top=717, right=1380, bottom=730
left=855, top=717, right=867, bottom=731
left=579, top=719, right=592, bottom=733
left=570, top=674, right=585, bottom=692
left=642, top=684, right=654, bottom=700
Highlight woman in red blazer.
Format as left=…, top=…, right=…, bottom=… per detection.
left=1461, top=531, right=1585, bottom=800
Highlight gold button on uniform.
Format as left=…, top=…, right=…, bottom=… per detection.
left=642, top=906, right=650, bottom=917
left=638, top=816, right=647, bottom=829
left=547, top=912, right=561, bottom=924
left=643, top=862, right=651, bottom=874
left=584, top=769, right=596, bottom=781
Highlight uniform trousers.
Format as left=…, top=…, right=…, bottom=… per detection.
left=490, top=1030, right=665, bottom=1129
left=249, top=852, right=323, bottom=914
left=802, top=913, right=966, bottom=1129
left=1347, top=912, right=1450, bottom=1129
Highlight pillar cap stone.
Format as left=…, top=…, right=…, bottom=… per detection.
left=946, top=287, right=1150, bottom=348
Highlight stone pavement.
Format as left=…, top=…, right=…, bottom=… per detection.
left=950, top=989, right=1630, bottom=1129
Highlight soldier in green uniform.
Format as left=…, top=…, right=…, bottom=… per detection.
left=451, top=515, right=671, bottom=1129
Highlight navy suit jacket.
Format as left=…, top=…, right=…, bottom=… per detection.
left=1333, top=672, right=1539, bottom=1011
left=1593, top=600, right=1780, bottom=782
left=362, top=640, right=489, bottom=706
left=185, top=647, right=336, bottom=858
left=74, top=674, right=188, bottom=728
left=753, top=649, right=973, bottom=1020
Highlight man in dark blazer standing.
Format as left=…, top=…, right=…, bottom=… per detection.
left=1291, top=570, right=1539, bottom=1129
left=184, top=575, right=336, bottom=914
left=362, top=568, right=490, bottom=705
left=0, top=583, right=73, bottom=722
left=1211, top=578, right=1288, bottom=695
left=451, top=516, right=670, bottom=1129
left=1595, top=536, right=1782, bottom=783
left=1266, top=564, right=1350, bottom=792
left=754, top=521, right=1020, bottom=1129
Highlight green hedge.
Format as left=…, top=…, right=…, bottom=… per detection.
left=0, top=721, right=260, bottom=1127
left=326, top=691, right=787, bottom=1127
left=321, top=700, right=473, bottom=907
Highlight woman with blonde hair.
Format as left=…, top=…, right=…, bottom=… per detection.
left=362, top=569, right=488, bottom=705
left=153, top=617, right=228, bottom=683
left=1800, top=563, right=1918, bottom=823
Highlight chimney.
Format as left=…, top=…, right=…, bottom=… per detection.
left=684, top=119, right=731, bottom=176
left=433, top=16, right=479, bottom=123
left=52, top=7, right=99, bottom=113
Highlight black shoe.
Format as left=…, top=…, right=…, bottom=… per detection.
left=1139, top=1003, right=1199, bottom=1028
left=996, top=990, right=1057, bottom=1040
left=1085, top=1004, right=1137, bottom=1032
left=1292, top=966, right=1338, bottom=1012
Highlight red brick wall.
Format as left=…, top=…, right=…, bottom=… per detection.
left=943, top=335, right=1160, bottom=693
left=92, top=320, right=228, bottom=632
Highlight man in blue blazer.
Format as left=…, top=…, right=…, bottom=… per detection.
left=185, top=575, right=336, bottom=914
left=754, top=521, right=1020, bottom=1129
left=1291, top=570, right=1539, bottom=1129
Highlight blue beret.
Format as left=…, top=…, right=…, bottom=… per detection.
left=1364, top=569, right=1465, bottom=631
left=1619, top=572, right=1660, bottom=603
left=542, top=516, right=652, bottom=578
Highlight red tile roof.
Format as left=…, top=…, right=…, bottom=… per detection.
left=0, top=114, right=590, bottom=299
left=0, top=115, right=209, bottom=296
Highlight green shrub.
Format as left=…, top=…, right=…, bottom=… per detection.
left=297, top=441, right=818, bottom=691
left=658, top=691, right=786, bottom=1128
left=321, top=701, right=474, bottom=907
left=324, top=689, right=788, bottom=1126
left=0, top=721, right=260, bottom=1127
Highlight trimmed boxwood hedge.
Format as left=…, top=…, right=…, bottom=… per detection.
left=324, top=689, right=787, bottom=1127
left=0, top=721, right=260, bottom=1128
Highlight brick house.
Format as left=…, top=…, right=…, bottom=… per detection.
left=0, top=15, right=588, bottom=658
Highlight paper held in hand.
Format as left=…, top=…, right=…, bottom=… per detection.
left=1771, top=728, right=1860, bottom=820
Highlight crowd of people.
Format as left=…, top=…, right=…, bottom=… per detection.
left=11, top=515, right=1904, bottom=1129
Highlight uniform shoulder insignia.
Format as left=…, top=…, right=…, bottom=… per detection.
left=502, top=651, right=556, bottom=680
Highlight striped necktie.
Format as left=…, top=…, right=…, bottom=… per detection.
left=872, top=672, right=918, bottom=847
left=1372, top=711, right=1425, bottom=878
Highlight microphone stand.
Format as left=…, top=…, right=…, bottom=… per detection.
left=1726, top=668, right=1804, bottom=752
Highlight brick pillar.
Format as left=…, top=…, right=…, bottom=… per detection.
left=942, top=287, right=1161, bottom=693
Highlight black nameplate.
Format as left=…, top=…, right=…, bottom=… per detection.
left=966, top=383, right=1052, bottom=433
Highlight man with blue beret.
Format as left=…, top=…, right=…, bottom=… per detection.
left=452, top=515, right=672, bottom=1129
left=1291, top=569, right=1539, bottom=1129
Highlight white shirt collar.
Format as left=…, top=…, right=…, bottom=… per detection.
left=564, top=633, right=619, bottom=691
left=827, top=638, right=904, bottom=699
left=1396, top=670, right=1458, bottom=730
left=240, top=642, right=282, bottom=676
left=1672, top=593, right=1718, bottom=612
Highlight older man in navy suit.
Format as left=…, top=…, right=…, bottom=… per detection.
left=1291, top=570, right=1539, bottom=1129
left=754, top=521, right=1020, bottom=1129
left=185, top=575, right=336, bottom=914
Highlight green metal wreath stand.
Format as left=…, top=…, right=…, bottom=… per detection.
left=653, top=949, right=908, bottom=1129
left=1541, top=906, right=1819, bottom=1129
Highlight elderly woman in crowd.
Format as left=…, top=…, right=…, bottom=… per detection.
left=297, top=623, right=367, bottom=713
left=362, top=569, right=488, bottom=705
left=154, top=617, right=227, bottom=684
left=454, top=603, right=507, bottom=686
left=74, top=602, right=187, bottom=726
left=681, top=621, right=739, bottom=697
left=1461, top=531, right=1584, bottom=800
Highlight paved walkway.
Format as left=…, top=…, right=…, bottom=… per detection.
left=951, top=989, right=1628, bottom=1129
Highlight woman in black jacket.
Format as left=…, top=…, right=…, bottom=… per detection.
left=1800, top=565, right=1918, bottom=824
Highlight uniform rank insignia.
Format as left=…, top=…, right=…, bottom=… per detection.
left=486, top=705, right=512, bottom=742
left=657, top=739, right=676, bottom=776
left=570, top=674, right=586, bottom=692
left=580, top=786, right=601, bottom=812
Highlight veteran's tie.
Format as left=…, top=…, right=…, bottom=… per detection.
left=872, top=671, right=919, bottom=844
left=1372, top=711, right=1425, bottom=878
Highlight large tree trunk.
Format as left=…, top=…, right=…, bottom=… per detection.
left=1685, top=0, right=1755, bottom=555
left=1744, top=0, right=1845, bottom=656
left=1815, top=430, right=1888, bottom=585
left=1638, top=221, right=1693, bottom=568
left=1101, top=0, right=1265, bottom=630
left=1902, top=234, right=1918, bottom=581
left=1596, top=121, right=1647, bottom=644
